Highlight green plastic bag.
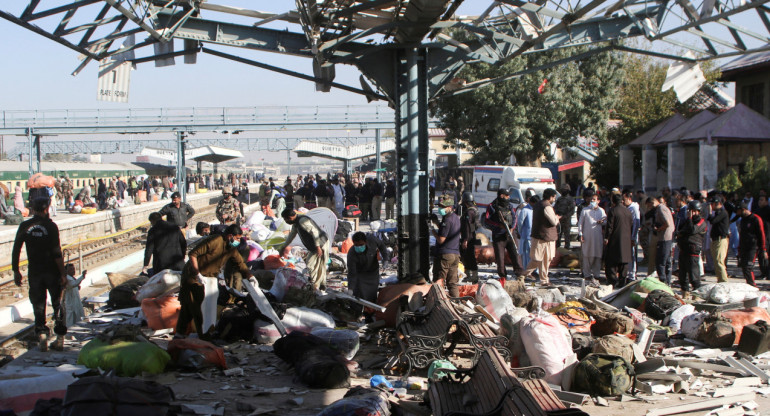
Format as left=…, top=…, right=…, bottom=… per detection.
left=77, top=338, right=171, bottom=377
left=427, top=359, right=457, bottom=381
left=630, top=276, right=674, bottom=304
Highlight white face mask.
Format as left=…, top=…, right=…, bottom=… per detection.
left=590, top=201, right=598, bottom=208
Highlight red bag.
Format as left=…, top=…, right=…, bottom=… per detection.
left=264, top=254, right=286, bottom=270
left=340, top=238, right=354, bottom=254
left=167, top=338, right=227, bottom=369
left=457, top=284, right=478, bottom=298
left=141, top=296, right=181, bottom=331
left=344, top=204, right=362, bottom=218
left=723, top=307, right=770, bottom=344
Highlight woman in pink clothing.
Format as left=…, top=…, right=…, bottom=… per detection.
left=13, top=183, right=25, bottom=214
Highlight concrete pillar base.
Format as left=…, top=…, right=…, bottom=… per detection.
left=699, top=141, right=719, bottom=191
left=667, top=142, right=685, bottom=190
left=642, top=145, right=657, bottom=194
left=619, top=145, right=634, bottom=190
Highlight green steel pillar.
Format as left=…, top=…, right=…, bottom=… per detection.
left=176, top=131, right=187, bottom=202
left=395, top=48, right=430, bottom=281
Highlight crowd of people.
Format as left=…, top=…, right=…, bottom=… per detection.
left=14, top=162, right=770, bottom=347
left=0, top=172, right=255, bottom=219
left=431, top=179, right=769, bottom=302
left=251, top=173, right=397, bottom=221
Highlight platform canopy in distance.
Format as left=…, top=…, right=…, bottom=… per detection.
left=187, top=145, right=244, bottom=164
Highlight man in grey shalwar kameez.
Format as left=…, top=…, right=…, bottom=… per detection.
left=347, top=232, right=388, bottom=319
left=279, top=208, right=330, bottom=289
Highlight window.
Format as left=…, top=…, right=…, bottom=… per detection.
left=487, top=178, right=500, bottom=191
left=741, top=83, right=764, bottom=115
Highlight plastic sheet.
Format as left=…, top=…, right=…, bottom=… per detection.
left=135, top=269, right=181, bottom=302
left=475, top=279, right=515, bottom=321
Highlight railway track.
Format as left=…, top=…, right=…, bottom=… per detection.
left=0, top=203, right=219, bottom=307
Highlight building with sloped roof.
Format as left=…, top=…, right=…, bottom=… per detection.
left=621, top=104, right=770, bottom=192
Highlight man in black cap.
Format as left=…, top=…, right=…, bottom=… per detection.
left=486, top=189, right=523, bottom=283
left=708, top=195, right=730, bottom=282
left=430, top=195, right=461, bottom=296
left=737, top=201, right=767, bottom=287
left=159, top=192, right=195, bottom=230
left=676, top=200, right=707, bottom=297
left=459, top=192, right=480, bottom=283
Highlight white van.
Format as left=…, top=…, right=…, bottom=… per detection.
left=469, top=165, right=556, bottom=208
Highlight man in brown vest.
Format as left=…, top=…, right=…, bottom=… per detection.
left=519, top=188, right=560, bottom=286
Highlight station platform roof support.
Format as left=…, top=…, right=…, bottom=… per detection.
left=293, top=139, right=394, bottom=174
left=187, top=145, right=244, bottom=177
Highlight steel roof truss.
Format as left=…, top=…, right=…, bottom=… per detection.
left=0, top=8, right=100, bottom=60
left=104, top=0, right=163, bottom=40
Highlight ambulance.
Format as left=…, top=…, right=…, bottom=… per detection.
left=467, top=165, right=556, bottom=209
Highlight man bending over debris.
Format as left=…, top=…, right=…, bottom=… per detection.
left=176, top=224, right=253, bottom=339
left=347, top=231, right=388, bottom=320
left=279, top=208, right=330, bottom=290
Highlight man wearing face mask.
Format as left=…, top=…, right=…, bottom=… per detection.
left=676, top=200, right=707, bottom=297
left=279, top=208, right=330, bottom=289
left=176, top=224, right=253, bottom=338
left=347, top=232, right=388, bottom=320
left=430, top=196, right=461, bottom=296
left=486, top=189, right=523, bottom=283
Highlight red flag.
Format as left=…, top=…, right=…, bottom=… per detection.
left=537, top=78, right=548, bottom=94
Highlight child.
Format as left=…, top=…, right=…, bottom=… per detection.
left=64, top=264, right=87, bottom=327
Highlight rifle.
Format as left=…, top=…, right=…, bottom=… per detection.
left=498, top=207, right=519, bottom=253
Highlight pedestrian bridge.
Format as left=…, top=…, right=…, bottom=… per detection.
left=293, top=139, right=395, bottom=161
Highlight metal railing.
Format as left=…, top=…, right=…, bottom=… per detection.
left=0, top=105, right=397, bottom=133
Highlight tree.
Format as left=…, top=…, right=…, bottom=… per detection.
left=739, top=156, right=770, bottom=196
left=591, top=52, right=724, bottom=188
left=433, top=45, right=625, bottom=165
left=717, top=168, right=742, bottom=193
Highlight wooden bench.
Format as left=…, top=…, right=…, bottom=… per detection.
left=443, top=294, right=513, bottom=365
left=428, top=349, right=548, bottom=416
left=396, top=285, right=460, bottom=374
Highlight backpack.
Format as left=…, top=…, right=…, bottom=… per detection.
left=335, top=220, right=353, bottom=243
left=592, top=335, right=635, bottom=363
left=572, top=353, right=636, bottom=397
left=588, top=308, right=634, bottom=336
left=62, top=374, right=174, bottom=416
left=644, top=289, right=681, bottom=321
left=698, top=315, right=736, bottom=348
left=274, top=332, right=351, bottom=389
left=737, top=320, right=770, bottom=355
left=107, top=277, right=148, bottom=310
left=344, top=204, right=362, bottom=218
left=216, top=299, right=258, bottom=342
